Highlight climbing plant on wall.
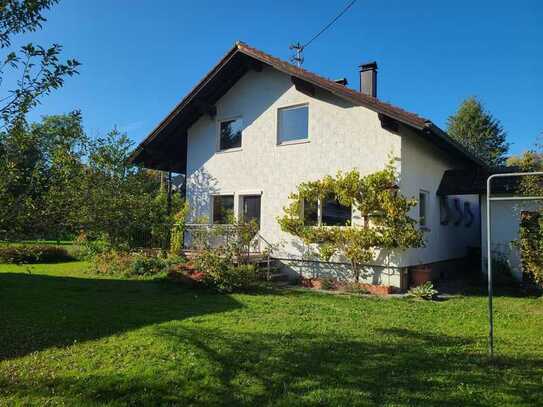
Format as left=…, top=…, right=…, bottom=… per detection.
left=517, top=211, right=543, bottom=287
left=277, top=163, right=424, bottom=282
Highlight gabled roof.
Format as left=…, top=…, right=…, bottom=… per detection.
left=129, top=41, right=485, bottom=173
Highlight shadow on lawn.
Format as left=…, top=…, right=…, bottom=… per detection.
left=2, top=324, right=541, bottom=406
left=0, top=272, right=242, bottom=361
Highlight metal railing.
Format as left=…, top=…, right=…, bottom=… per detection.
left=182, top=223, right=276, bottom=277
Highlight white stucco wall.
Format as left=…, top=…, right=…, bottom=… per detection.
left=184, top=66, right=480, bottom=286
left=400, top=130, right=480, bottom=267
left=481, top=196, right=541, bottom=280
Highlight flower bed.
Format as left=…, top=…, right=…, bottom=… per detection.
left=167, top=262, right=206, bottom=287
left=300, top=277, right=393, bottom=295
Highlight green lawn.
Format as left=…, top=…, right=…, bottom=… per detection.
left=0, top=262, right=542, bottom=406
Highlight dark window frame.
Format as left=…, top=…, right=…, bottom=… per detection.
left=419, top=190, right=429, bottom=227
left=218, top=117, right=243, bottom=151
left=321, top=195, right=352, bottom=226
left=302, top=198, right=319, bottom=226
left=212, top=194, right=234, bottom=224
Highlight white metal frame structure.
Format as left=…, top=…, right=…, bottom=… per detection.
left=486, top=171, right=543, bottom=357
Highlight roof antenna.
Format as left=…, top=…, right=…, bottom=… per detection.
left=289, top=42, right=304, bottom=67
left=289, top=0, right=357, bottom=67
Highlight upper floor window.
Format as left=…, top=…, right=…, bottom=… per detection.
left=277, top=104, right=308, bottom=144
left=212, top=195, right=234, bottom=224
left=219, top=118, right=242, bottom=151
left=419, top=190, right=429, bottom=227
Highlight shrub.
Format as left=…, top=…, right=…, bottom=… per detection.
left=170, top=202, right=189, bottom=256
left=320, top=277, right=336, bottom=290
left=0, top=244, right=74, bottom=264
left=207, top=263, right=258, bottom=292
left=131, top=253, right=167, bottom=276
left=194, top=249, right=259, bottom=292
left=91, top=250, right=173, bottom=277
left=517, top=211, right=543, bottom=287
left=408, top=282, right=438, bottom=300
left=91, top=250, right=133, bottom=275
left=73, top=231, right=111, bottom=259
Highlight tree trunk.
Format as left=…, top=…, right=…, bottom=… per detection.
left=352, top=260, right=359, bottom=283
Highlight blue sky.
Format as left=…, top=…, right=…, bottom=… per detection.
left=10, top=0, right=543, bottom=155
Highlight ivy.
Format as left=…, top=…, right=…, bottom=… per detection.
left=517, top=211, right=543, bottom=287
left=277, top=163, right=424, bottom=282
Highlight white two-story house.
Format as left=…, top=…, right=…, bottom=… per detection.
left=130, top=42, right=484, bottom=289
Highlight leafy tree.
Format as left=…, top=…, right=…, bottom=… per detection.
left=507, top=135, right=543, bottom=196
left=447, top=97, right=509, bottom=167
left=0, top=0, right=79, bottom=237
left=0, top=111, right=86, bottom=239
left=32, top=111, right=87, bottom=238
left=0, top=0, right=80, bottom=129
left=0, top=113, right=180, bottom=245
left=277, top=165, right=424, bottom=282
left=81, top=128, right=182, bottom=247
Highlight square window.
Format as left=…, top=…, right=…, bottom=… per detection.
left=322, top=195, right=351, bottom=226
left=212, top=195, right=234, bottom=224
left=219, top=118, right=242, bottom=151
left=419, top=191, right=428, bottom=227
left=278, top=105, right=308, bottom=144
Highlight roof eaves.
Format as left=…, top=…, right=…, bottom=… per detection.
left=424, top=122, right=488, bottom=168
left=128, top=43, right=241, bottom=164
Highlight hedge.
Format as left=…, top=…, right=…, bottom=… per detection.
left=0, top=245, right=74, bottom=264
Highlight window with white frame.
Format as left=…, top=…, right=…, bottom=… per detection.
left=219, top=118, right=242, bottom=151
left=419, top=190, right=429, bottom=227
left=212, top=195, right=234, bottom=224
left=277, top=104, right=308, bottom=144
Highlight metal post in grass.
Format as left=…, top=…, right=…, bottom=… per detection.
left=486, top=171, right=543, bottom=358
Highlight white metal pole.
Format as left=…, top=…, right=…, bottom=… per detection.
left=486, top=175, right=493, bottom=358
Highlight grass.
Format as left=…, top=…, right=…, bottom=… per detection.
left=0, top=262, right=542, bottom=406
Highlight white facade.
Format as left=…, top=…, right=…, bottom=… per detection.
left=185, top=66, right=480, bottom=287
left=481, top=196, right=541, bottom=280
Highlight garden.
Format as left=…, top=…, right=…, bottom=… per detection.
left=1, top=256, right=542, bottom=406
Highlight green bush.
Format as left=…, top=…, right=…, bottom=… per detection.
left=91, top=250, right=133, bottom=275
left=517, top=212, right=543, bottom=287
left=0, top=244, right=74, bottom=264
left=320, top=277, right=336, bottom=290
left=90, top=250, right=178, bottom=277
left=131, top=254, right=167, bottom=276
left=194, top=249, right=259, bottom=292
left=408, top=282, right=438, bottom=300
left=73, top=231, right=111, bottom=259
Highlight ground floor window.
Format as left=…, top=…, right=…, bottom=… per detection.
left=322, top=196, right=351, bottom=226
left=212, top=195, right=234, bottom=224
left=302, top=196, right=351, bottom=226
left=302, top=199, right=318, bottom=226
left=419, top=190, right=429, bottom=227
